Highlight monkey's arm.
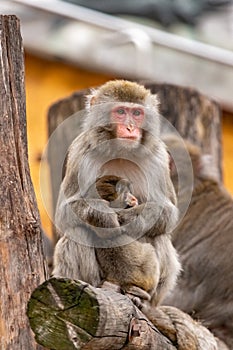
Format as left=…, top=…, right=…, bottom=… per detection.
left=116, top=141, right=178, bottom=237
left=55, top=191, right=122, bottom=239
left=56, top=133, right=124, bottom=238
left=117, top=199, right=178, bottom=237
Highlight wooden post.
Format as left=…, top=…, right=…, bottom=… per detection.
left=27, top=278, right=220, bottom=350
left=0, top=15, right=47, bottom=349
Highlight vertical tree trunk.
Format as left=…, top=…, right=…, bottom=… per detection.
left=0, top=15, right=47, bottom=349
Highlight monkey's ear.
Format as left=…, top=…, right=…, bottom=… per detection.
left=149, top=94, right=160, bottom=111
left=115, top=180, right=123, bottom=193
left=167, top=151, right=177, bottom=176
left=115, top=179, right=129, bottom=193
left=199, top=154, right=220, bottom=182
left=85, top=89, right=98, bottom=110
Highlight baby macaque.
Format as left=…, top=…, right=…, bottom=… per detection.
left=90, top=175, right=138, bottom=208
left=84, top=175, right=156, bottom=299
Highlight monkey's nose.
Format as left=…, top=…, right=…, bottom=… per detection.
left=127, top=124, right=135, bottom=132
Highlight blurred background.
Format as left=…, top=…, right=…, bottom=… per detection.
left=0, top=0, right=232, bottom=238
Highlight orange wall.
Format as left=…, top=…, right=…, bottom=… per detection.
left=25, top=53, right=114, bottom=237
left=24, top=53, right=233, bottom=238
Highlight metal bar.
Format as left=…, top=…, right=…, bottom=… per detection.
left=10, top=0, right=233, bottom=67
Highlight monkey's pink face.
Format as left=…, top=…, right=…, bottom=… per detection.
left=111, top=105, right=145, bottom=141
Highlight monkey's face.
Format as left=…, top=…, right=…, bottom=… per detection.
left=84, top=80, right=160, bottom=142
left=111, top=103, right=145, bottom=145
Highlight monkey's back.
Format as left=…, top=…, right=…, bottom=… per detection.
left=165, top=179, right=233, bottom=347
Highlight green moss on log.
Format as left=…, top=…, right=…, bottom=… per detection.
left=27, top=278, right=99, bottom=349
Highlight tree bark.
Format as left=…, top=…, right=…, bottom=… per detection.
left=0, top=15, right=47, bottom=349
left=27, top=278, right=221, bottom=350
left=47, top=90, right=88, bottom=215
left=143, top=82, right=222, bottom=178
left=47, top=82, right=222, bottom=227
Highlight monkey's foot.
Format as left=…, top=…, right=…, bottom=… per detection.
left=126, top=286, right=151, bottom=300
left=100, top=281, right=121, bottom=293
left=100, top=282, right=150, bottom=309
left=125, top=286, right=151, bottom=309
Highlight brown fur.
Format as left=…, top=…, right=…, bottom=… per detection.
left=94, top=175, right=126, bottom=203
left=90, top=80, right=150, bottom=105
left=163, top=135, right=233, bottom=349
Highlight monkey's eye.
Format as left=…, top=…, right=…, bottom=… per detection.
left=117, top=108, right=125, bottom=115
left=133, top=109, right=143, bottom=118
left=133, top=109, right=141, bottom=116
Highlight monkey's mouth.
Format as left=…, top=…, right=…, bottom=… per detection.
left=119, top=136, right=138, bottom=141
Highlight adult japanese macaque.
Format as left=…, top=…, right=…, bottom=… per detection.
left=53, top=80, right=180, bottom=306
left=163, top=135, right=233, bottom=349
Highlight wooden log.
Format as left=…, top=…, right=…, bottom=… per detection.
left=27, top=277, right=221, bottom=350
left=143, top=82, right=222, bottom=178
left=47, top=83, right=222, bottom=227
left=47, top=90, right=88, bottom=215
left=0, top=15, right=47, bottom=349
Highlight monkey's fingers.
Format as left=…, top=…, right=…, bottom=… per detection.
left=125, top=287, right=151, bottom=310
left=126, top=286, right=151, bottom=301
left=127, top=296, right=144, bottom=309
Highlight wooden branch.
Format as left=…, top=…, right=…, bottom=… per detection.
left=27, top=277, right=220, bottom=350
left=0, top=15, right=47, bottom=349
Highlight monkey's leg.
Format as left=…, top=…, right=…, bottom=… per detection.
left=150, top=237, right=181, bottom=306
left=53, top=229, right=101, bottom=286
left=98, top=241, right=159, bottom=309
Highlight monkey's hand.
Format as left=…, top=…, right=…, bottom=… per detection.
left=125, top=193, right=138, bottom=207
left=59, top=198, right=124, bottom=239
left=117, top=202, right=155, bottom=230
left=79, top=198, right=119, bottom=227
left=117, top=200, right=178, bottom=237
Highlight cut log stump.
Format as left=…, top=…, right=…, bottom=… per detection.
left=27, top=277, right=223, bottom=350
